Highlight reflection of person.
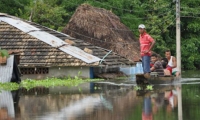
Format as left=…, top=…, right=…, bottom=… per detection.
left=150, top=89, right=178, bottom=115
left=164, top=90, right=178, bottom=113
left=150, top=53, right=164, bottom=76
left=151, top=93, right=165, bottom=115
left=165, top=50, right=180, bottom=77
left=142, top=97, right=153, bottom=120
left=138, top=24, right=155, bottom=78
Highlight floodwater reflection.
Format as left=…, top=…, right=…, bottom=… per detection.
left=5, top=83, right=181, bottom=120
left=4, top=81, right=200, bottom=120
left=137, top=85, right=179, bottom=120
left=17, top=86, right=139, bottom=120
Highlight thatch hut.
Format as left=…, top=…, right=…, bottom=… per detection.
left=62, top=4, right=140, bottom=62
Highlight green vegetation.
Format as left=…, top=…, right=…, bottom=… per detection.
left=134, top=85, right=142, bottom=90
left=0, top=77, right=154, bottom=91
left=146, top=85, right=153, bottom=90
left=0, top=48, right=9, bottom=57
left=134, top=85, right=154, bottom=91
left=0, top=0, right=199, bottom=69
left=0, top=82, right=19, bottom=91
left=0, top=77, right=103, bottom=91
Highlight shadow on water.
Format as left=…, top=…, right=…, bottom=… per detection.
left=1, top=70, right=200, bottom=120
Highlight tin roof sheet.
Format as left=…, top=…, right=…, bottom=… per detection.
left=0, top=17, right=100, bottom=64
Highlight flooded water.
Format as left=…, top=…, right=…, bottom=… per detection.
left=1, top=70, right=200, bottom=120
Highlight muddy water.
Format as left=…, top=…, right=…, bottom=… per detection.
left=0, top=70, right=200, bottom=120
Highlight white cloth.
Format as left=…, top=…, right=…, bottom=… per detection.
left=169, top=90, right=177, bottom=108
left=168, top=56, right=178, bottom=72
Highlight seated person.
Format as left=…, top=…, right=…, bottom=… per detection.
left=161, top=58, right=172, bottom=74
left=150, top=54, right=164, bottom=76
left=162, top=61, right=171, bottom=75
left=165, top=50, right=180, bottom=77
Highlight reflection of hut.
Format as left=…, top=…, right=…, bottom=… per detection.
left=0, top=90, right=15, bottom=119
left=62, top=4, right=140, bottom=62
left=17, top=88, right=141, bottom=120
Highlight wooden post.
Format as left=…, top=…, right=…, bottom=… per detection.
left=177, top=85, right=183, bottom=120
left=176, top=1, right=182, bottom=120
left=176, top=0, right=181, bottom=77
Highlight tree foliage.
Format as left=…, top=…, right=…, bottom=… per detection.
left=0, top=0, right=199, bottom=69
left=0, top=0, right=30, bottom=16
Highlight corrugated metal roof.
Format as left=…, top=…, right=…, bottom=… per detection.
left=0, top=14, right=135, bottom=67
left=0, top=17, right=100, bottom=64
left=0, top=55, right=14, bottom=83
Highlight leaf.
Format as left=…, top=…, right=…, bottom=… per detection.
left=0, top=50, right=9, bottom=57
left=146, top=85, right=153, bottom=90
left=134, top=85, right=141, bottom=91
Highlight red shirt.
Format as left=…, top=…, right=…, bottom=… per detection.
left=139, top=32, right=154, bottom=56
left=166, top=65, right=172, bottom=74
left=142, top=112, right=153, bottom=120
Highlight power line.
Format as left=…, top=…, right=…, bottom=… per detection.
left=63, top=17, right=175, bottom=44
left=75, top=8, right=175, bottom=31
left=181, top=16, right=200, bottom=19
left=149, top=18, right=176, bottom=34
left=18, top=0, right=177, bottom=44
left=29, top=11, right=177, bottom=47
left=35, top=7, right=175, bottom=34
left=113, top=9, right=175, bottom=20
left=181, top=11, right=200, bottom=16
left=72, top=15, right=174, bottom=32
left=162, top=18, right=176, bottom=31
left=22, top=0, right=176, bottom=22
left=70, top=3, right=175, bottom=30
left=34, top=4, right=175, bottom=32
left=181, top=7, right=200, bottom=10
left=92, top=0, right=175, bottom=13
left=60, top=0, right=175, bottom=20
left=34, top=13, right=139, bottom=45
left=65, top=18, right=176, bottom=45
left=147, top=15, right=175, bottom=26
left=64, top=28, right=139, bottom=44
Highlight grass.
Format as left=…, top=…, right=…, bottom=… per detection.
left=0, top=77, right=104, bottom=91
left=0, top=76, right=154, bottom=91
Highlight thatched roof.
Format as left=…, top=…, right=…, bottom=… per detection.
left=62, top=4, right=140, bottom=62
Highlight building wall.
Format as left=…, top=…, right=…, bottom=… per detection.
left=21, top=66, right=91, bottom=80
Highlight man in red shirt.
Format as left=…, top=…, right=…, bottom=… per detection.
left=139, top=24, right=155, bottom=78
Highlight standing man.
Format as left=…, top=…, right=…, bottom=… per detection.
left=165, top=50, right=180, bottom=77
left=138, top=24, right=156, bottom=78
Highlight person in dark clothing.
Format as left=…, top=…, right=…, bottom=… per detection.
left=150, top=53, right=164, bottom=76
left=161, top=58, right=171, bottom=75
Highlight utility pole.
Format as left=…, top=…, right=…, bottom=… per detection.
left=176, top=0, right=181, bottom=76
left=176, top=1, right=182, bottom=120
